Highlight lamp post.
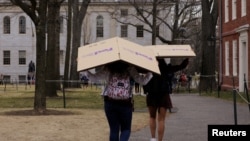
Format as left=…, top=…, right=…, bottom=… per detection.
left=207, top=37, right=215, bottom=48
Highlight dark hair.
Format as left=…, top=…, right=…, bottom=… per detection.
left=106, top=61, right=129, bottom=74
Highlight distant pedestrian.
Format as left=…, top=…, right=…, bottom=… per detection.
left=28, top=61, right=35, bottom=84
left=28, top=60, right=35, bottom=73
left=134, top=82, right=140, bottom=94
left=81, top=74, right=89, bottom=88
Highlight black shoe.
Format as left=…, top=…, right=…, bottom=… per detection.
left=169, top=107, right=178, bottom=113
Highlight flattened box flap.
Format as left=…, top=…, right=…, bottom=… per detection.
left=77, top=37, right=160, bottom=74
left=146, top=45, right=196, bottom=58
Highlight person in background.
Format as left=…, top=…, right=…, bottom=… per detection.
left=80, top=74, right=89, bottom=89
left=84, top=61, right=153, bottom=141
left=134, top=82, right=140, bottom=94
left=143, top=58, right=189, bottom=141
left=28, top=60, right=35, bottom=85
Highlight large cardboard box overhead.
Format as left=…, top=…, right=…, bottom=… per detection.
left=77, top=37, right=160, bottom=74
left=146, top=45, right=196, bottom=58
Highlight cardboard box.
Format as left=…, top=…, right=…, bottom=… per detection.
left=146, top=45, right=196, bottom=58
left=77, top=37, right=160, bottom=74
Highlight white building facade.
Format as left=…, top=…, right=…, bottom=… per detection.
left=0, top=0, right=172, bottom=82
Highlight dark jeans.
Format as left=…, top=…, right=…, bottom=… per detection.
left=104, top=99, right=133, bottom=141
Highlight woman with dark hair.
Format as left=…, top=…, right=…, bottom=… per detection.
left=144, top=58, right=189, bottom=141
left=85, top=61, right=153, bottom=141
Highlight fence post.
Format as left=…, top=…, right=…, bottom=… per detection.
left=217, top=74, right=220, bottom=98
left=243, top=74, right=250, bottom=112
left=232, top=89, right=237, bottom=125
left=232, top=76, right=237, bottom=125
left=62, top=81, right=66, bottom=108
left=4, top=79, right=6, bottom=91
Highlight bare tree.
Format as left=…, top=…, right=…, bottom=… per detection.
left=10, top=0, right=48, bottom=113
left=110, top=0, right=201, bottom=70
left=111, top=0, right=201, bottom=45
left=199, top=0, right=218, bottom=91
left=68, top=0, right=90, bottom=87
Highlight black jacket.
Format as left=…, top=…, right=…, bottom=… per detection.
left=143, top=58, right=189, bottom=95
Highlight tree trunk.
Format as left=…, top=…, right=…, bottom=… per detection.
left=151, top=0, right=157, bottom=45
left=70, top=0, right=81, bottom=87
left=34, top=1, right=48, bottom=112
left=200, top=0, right=218, bottom=91
left=64, top=0, right=72, bottom=88
left=46, top=0, right=62, bottom=97
left=70, top=0, right=90, bottom=87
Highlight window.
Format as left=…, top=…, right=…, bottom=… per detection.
left=241, top=0, right=246, bottom=17
left=3, top=16, right=10, bottom=34
left=19, top=16, right=26, bottom=34
left=96, top=15, right=103, bottom=37
left=232, top=40, right=237, bottom=76
left=3, top=75, right=10, bottom=84
left=224, top=0, right=229, bottom=23
left=121, top=9, right=128, bottom=17
left=3, top=51, right=10, bottom=65
left=120, top=25, right=128, bottom=37
left=19, top=75, right=26, bottom=83
left=136, top=25, right=144, bottom=37
left=136, top=8, right=143, bottom=16
left=60, top=16, right=63, bottom=33
left=19, top=50, right=26, bottom=65
left=225, top=42, right=229, bottom=76
left=232, top=0, right=237, bottom=20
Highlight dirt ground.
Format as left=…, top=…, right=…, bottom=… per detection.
left=0, top=108, right=149, bottom=141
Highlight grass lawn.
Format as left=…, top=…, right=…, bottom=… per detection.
left=0, top=84, right=148, bottom=110
left=200, top=90, right=250, bottom=105
left=0, top=83, right=249, bottom=109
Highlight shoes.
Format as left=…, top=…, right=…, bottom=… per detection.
left=169, top=107, right=179, bottom=113
left=150, top=138, right=157, bottom=141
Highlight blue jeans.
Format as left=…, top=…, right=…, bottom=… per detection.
left=104, top=99, right=133, bottom=141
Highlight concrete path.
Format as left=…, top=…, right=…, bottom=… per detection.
left=130, top=94, right=250, bottom=141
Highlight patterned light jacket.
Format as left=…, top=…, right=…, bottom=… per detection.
left=85, top=66, right=153, bottom=97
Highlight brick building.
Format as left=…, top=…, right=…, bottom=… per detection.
left=219, top=0, right=249, bottom=92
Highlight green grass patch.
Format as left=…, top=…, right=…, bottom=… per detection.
left=200, top=90, right=250, bottom=104
left=0, top=85, right=147, bottom=110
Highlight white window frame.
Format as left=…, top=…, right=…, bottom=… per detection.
left=224, top=0, right=229, bottom=23
left=225, top=42, right=229, bottom=76
left=96, top=15, right=104, bottom=37
left=232, top=0, right=237, bottom=20
left=120, top=25, right=128, bottom=37
left=136, top=25, right=144, bottom=37
left=232, top=40, right=237, bottom=76
left=3, top=16, right=10, bottom=34
left=241, top=0, right=246, bottom=17
left=3, top=50, right=10, bottom=65
left=18, top=50, right=26, bottom=65
left=19, top=16, right=26, bottom=34
left=120, top=9, right=128, bottom=17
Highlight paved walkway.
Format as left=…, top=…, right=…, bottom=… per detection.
left=130, top=94, right=250, bottom=141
